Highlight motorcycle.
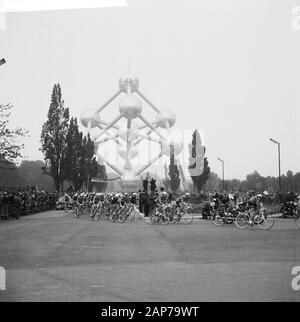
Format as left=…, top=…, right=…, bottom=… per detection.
left=281, top=201, right=298, bottom=218
left=202, top=200, right=217, bottom=220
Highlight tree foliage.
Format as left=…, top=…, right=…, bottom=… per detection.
left=18, top=160, right=54, bottom=191
left=201, top=172, right=220, bottom=193
left=204, top=170, right=300, bottom=193
left=81, top=134, right=100, bottom=191
left=189, top=130, right=210, bottom=193
left=90, top=162, right=108, bottom=192
left=40, top=85, right=107, bottom=192
left=168, top=144, right=181, bottom=193
left=0, top=103, right=28, bottom=161
left=64, top=117, right=84, bottom=190
left=40, top=84, right=70, bottom=191
left=162, top=163, right=170, bottom=190
left=0, top=160, right=25, bottom=186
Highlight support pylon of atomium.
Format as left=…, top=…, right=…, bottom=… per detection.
left=80, top=72, right=183, bottom=191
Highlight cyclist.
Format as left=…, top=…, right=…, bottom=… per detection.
left=281, top=191, right=298, bottom=218
left=159, top=191, right=169, bottom=205
left=247, top=191, right=257, bottom=207
left=130, top=193, right=138, bottom=206
left=183, top=193, right=190, bottom=203
left=63, top=192, right=72, bottom=211
left=227, top=194, right=236, bottom=212
left=90, top=193, right=102, bottom=220
left=246, top=191, right=260, bottom=224
left=75, top=193, right=85, bottom=217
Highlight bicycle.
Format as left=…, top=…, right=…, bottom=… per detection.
left=169, top=204, right=194, bottom=224
left=109, top=204, right=122, bottom=223
left=236, top=207, right=274, bottom=230
left=212, top=204, right=239, bottom=226
left=213, top=210, right=236, bottom=226
left=148, top=205, right=170, bottom=225
left=90, top=202, right=100, bottom=220
left=118, top=204, right=137, bottom=223
left=74, top=202, right=85, bottom=218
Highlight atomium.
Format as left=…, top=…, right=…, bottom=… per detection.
left=119, top=71, right=140, bottom=93
left=119, top=95, right=143, bottom=119
left=80, top=108, right=101, bottom=129
left=80, top=72, right=183, bottom=189
left=156, top=109, right=176, bottom=129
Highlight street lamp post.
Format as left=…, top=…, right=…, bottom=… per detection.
left=217, top=157, right=225, bottom=192
left=269, top=138, right=281, bottom=192
left=0, top=58, right=6, bottom=66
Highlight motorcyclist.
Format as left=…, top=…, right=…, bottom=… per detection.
left=282, top=191, right=298, bottom=217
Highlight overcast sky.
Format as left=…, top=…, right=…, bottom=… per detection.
left=0, top=0, right=299, bottom=180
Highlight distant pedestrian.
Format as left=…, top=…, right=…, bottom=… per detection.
left=149, top=190, right=157, bottom=215
left=142, top=190, right=150, bottom=217
left=138, top=189, right=143, bottom=213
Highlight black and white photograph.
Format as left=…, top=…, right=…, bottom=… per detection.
left=0, top=0, right=300, bottom=306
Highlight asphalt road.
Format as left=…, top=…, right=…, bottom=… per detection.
left=0, top=211, right=299, bottom=302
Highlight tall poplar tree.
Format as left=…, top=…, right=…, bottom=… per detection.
left=168, top=144, right=181, bottom=193
left=188, top=130, right=210, bottom=193
left=64, top=117, right=84, bottom=190
left=82, top=134, right=100, bottom=191
left=41, top=84, right=69, bottom=191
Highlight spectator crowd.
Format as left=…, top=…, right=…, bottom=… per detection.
left=0, top=186, right=58, bottom=219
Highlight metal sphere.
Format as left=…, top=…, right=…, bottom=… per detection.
left=80, top=108, right=100, bottom=128
left=119, top=122, right=139, bottom=142
left=156, top=109, right=176, bottom=128
left=119, top=148, right=138, bottom=160
left=161, top=133, right=183, bottom=156
left=119, top=72, right=139, bottom=93
left=119, top=94, right=143, bottom=119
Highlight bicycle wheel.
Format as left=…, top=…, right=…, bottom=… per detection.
left=160, top=214, right=170, bottom=225
left=258, top=212, right=274, bottom=230
left=253, top=216, right=263, bottom=225
left=95, top=212, right=100, bottom=221
left=223, top=216, right=234, bottom=224
left=148, top=211, right=156, bottom=224
left=118, top=213, right=127, bottom=223
left=213, top=213, right=224, bottom=226
left=170, top=213, right=178, bottom=223
left=79, top=206, right=84, bottom=217
left=128, top=208, right=138, bottom=222
left=187, top=207, right=193, bottom=214
left=166, top=209, right=176, bottom=223
left=236, top=212, right=250, bottom=229
left=108, top=206, right=117, bottom=222
left=111, top=213, right=119, bottom=223
left=90, top=208, right=95, bottom=220
left=181, top=212, right=193, bottom=224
